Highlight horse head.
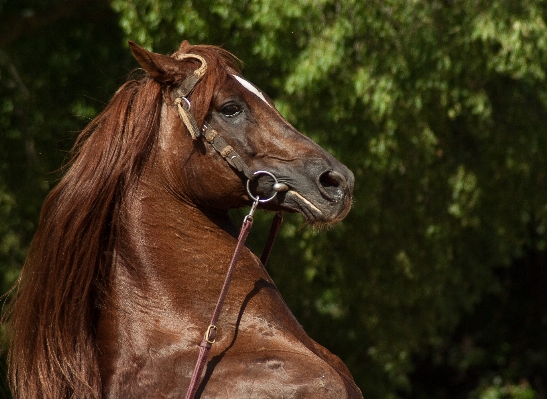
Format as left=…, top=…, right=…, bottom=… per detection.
left=129, top=41, right=354, bottom=224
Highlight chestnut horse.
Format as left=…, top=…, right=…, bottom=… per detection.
left=7, top=40, right=362, bottom=398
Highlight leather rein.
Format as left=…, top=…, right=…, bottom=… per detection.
left=171, top=53, right=285, bottom=399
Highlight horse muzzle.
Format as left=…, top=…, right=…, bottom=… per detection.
left=251, top=163, right=354, bottom=225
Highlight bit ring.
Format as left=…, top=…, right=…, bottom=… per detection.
left=246, top=171, right=279, bottom=203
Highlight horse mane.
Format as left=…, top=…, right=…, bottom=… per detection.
left=5, top=42, right=240, bottom=399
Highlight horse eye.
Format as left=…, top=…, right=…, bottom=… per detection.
left=221, top=104, right=242, bottom=118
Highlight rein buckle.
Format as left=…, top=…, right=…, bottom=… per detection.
left=204, top=325, right=217, bottom=345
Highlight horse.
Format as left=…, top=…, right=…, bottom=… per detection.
left=6, top=40, right=362, bottom=399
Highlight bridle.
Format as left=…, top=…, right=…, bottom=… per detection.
left=172, top=52, right=286, bottom=399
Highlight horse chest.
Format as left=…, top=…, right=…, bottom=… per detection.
left=100, top=294, right=361, bottom=398
left=104, top=348, right=355, bottom=399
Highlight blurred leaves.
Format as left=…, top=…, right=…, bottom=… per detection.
left=2, top=0, right=547, bottom=398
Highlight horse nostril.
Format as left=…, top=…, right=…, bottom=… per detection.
left=319, top=170, right=346, bottom=190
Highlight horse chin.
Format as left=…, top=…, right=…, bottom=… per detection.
left=278, top=190, right=352, bottom=226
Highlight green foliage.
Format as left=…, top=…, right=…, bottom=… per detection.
left=0, top=186, right=20, bottom=293
left=2, top=0, right=547, bottom=398
left=0, top=1, right=134, bottom=266
left=470, top=377, right=537, bottom=399
left=110, top=1, right=547, bottom=396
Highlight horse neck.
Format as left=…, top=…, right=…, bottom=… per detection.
left=110, top=174, right=244, bottom=315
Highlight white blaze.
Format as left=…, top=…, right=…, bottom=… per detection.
left=232, top=74, right=271, bottom=107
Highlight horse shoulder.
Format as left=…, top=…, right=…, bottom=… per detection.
left=194, top=252, right=363, bottom=398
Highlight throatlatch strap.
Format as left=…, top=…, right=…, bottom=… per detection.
left=173, top=53, right=207, bottom=140
left=175, top=98, right=201, bottom=140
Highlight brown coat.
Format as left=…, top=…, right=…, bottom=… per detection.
left=7, top=40, right=361, bottom=399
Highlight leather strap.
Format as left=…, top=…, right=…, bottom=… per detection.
left=173, top=53, right=208, bottom=140
left=260, top=212, right=283, bottom=265
left=175, top=97, right=201, bottom=140
left=175, top=59, right=283, bottom=399
left=202, top=123, right=253, bottom=179
left=184, top=215, right=254, bottom=399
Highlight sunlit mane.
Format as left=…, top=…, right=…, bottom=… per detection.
left=5, top=43, right=241, bottom=399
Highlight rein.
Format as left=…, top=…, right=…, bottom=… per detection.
left=172, top=53, right=285, bottom=399
left=184, top=173, right=281, bottom=399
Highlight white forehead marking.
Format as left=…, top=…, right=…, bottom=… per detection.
left=232, top=74, right=272, bottom=107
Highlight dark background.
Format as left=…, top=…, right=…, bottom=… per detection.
left=1, top=1, right=546, bottom=398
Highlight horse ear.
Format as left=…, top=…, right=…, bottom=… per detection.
left=129, top=40, right=180, bottom=83
left=177, top=40, right=192, bottom=54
